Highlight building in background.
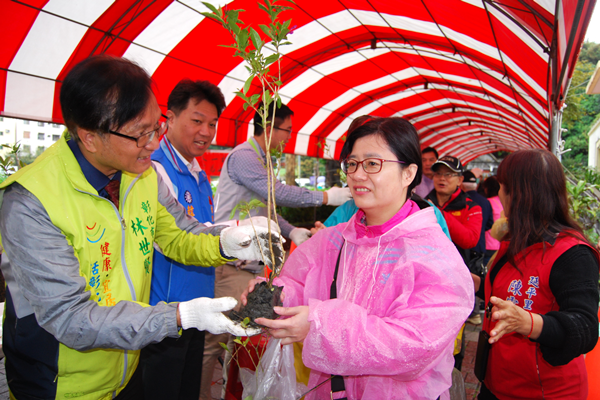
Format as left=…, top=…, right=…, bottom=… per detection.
left=0, top=117, right=65, bottom=162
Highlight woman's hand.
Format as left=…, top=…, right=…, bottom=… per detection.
left=255, top=306, right=310, bottom=345
left=488, top=296, right=543, bottom=343
left=310, top=221, right=326, bottom=236
left=240, top=278, right=263, bottom=306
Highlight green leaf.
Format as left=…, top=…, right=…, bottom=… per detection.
left=202, top=2, right=219, bottom=14
left=200, top=12, right=223, bottom=23
left=259, top=24, right=274, bottom=41
left=257, top=2, right=268, bottom=13
left=233, top=338, right=243, bottom=345
left=243, top=396, right=253, bottom=400
left=243, top=75, right=254, bottom=94
left=249, top=27, right=263, bottom=52
left=235, top=90, right=249, bottom=101
left=265, top=53, right=279, bottom=66
left=236, top=28, right=249, bottom=51
left=241, top=316, right=251, bottom=328
left=229, top=203, right=241, bottom=220
left=247, top=199, right=267, bottom=209
left=249, top=94, right=261, bottom=107
left=219, top=342, right=230, bottom=352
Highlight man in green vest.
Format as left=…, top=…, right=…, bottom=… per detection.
left=0, top=55, right=279, bottom=400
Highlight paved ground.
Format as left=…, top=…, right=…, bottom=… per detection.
left=462, top=321, right=483, bottom=399
left=0, top=355, right=8, bottom=400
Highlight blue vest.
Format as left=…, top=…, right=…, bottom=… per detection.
left=150, top=137, right=215, bottom=304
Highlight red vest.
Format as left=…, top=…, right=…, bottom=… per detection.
left=484, top=233, right=597, bottom=400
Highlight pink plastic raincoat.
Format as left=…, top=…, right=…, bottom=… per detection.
left=275, top=205, right=474, bottom=400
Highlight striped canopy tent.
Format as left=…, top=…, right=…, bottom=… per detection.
left=0, top=0, right=595, bottom=163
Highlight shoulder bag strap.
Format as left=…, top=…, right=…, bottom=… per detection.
left=330, top=241, right=347, bottom=397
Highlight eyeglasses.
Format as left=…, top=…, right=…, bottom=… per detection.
left=341, top=158, right=405, bottom=174
left=273, top=126, right=293, bottom=134
left=433, top=171, right=460, bottom=179
left=107, top=114, right=168, bottom=148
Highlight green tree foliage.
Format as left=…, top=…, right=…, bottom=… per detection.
left=299, top=156, right=326, bottom=178
left=562, top=42, right=600, bottom=169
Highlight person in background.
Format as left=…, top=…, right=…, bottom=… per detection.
left=0, top=56, right=273, bottom=400
left=243, top=116, right=473, bottom=400
left=204, top=103, right=352, bottom=399
left=426, top=156, right=482, bottom=369
left=414, top=146, right=438, bottom=198
left=143, top=79, right=228, bottom=400
left=460, top=170, right=493, bottom=325
left=481, top=176, right=503, bottom=265
left=477, top=149, right=599, bottom=400
left=426, top=157, right=482, bottom=267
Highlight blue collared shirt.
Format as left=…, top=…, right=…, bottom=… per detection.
left=67, top=139, right=121, bottom=198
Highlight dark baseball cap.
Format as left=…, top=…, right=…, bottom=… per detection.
left=462, top=170, right=477, bottom=183
left=432, top=156, right=464, bottom=174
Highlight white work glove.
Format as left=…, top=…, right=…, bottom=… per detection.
left=238, top=216, right=280, bottom=232
left=325, top=187, right=352, bottom=206
left=220, top=225, right=284, bottom=268
left=179, top=297, right=261, bottom=336
left=289, top=227, right=311, bottom=246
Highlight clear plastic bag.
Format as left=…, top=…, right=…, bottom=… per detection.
left=240, top=338, right=307, bottom=400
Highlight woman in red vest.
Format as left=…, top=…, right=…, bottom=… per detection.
left=478, top=149, right=599, bottom=399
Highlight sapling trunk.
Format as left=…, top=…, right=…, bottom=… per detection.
left=201, top=0, right=293, bottom=327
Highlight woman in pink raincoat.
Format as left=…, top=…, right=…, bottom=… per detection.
left=243, top=116, right=474, bottom=400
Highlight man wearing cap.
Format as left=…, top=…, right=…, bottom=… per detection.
left=426, top=156, right=482, bottom=265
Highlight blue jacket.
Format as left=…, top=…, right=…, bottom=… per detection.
left=150, top=138, right=215, bottom=304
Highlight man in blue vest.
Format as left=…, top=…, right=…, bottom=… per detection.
left=142, top=79, right=227, bottom=399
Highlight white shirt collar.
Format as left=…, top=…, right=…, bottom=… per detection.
left=167, top=136, right=203, bottom=174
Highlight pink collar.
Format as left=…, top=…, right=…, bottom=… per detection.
left=354, top=199, right=419, bottom=238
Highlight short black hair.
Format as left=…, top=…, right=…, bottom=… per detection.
left=60, top=55, right=153, bottom=142
left=340, top=116, right=422, bottom=200
left=422, top=146, right=438, bottom=159
left=253, top=103, right=294, bottom=136
left=482, top=175, right=500, bottom=198
left=167, top=79, right=226, bottom=117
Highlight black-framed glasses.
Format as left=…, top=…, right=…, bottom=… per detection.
left=341, top=158, right=405, bottom=174
left=433, top=171, right=460, bottom=179
left=107, top=114, right=168, bottom=148
left=273, top=126, right=293, bottom=134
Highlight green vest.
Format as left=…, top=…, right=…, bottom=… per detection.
left=2, top=136, right=167, bottom=399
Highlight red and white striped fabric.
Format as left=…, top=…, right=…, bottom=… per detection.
left=0, top=0, right=595, bottom=162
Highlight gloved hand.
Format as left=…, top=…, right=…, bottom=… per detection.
left=325, top=187, right=352, bottom=206
left=178, top=297, right=261, bottom=336
left=220, top=225, right=284, bottom=268
left=238, top=216, right=280, bottom=232
left=289, top=227, right=311, bottom=246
